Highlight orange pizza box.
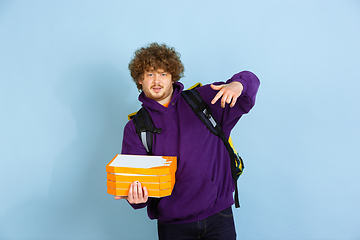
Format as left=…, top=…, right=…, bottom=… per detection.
left=107, top=179, right=174, bottom=190
left=106, top=154, right=177, bottom=176
left=107, top=187, right=173, bottom=198
left=107, top=172, right=174, bottom=183
left=106, top=154, right=177, bottom=198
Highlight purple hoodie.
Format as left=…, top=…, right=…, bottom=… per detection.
left=121, top=71, right=260, bottom=224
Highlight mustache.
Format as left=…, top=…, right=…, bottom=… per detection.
left=151, top=85, right=164, bottom=88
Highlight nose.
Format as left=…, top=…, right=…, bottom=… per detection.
left=153, top=73, right=160, bottom=83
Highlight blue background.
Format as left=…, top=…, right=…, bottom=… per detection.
left=1, top=0, right=359, bottom=239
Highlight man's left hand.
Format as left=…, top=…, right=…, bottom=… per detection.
left=210, top=82, right=243, bottom=108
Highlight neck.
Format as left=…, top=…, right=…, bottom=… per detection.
left=157, top=91, right=173, bottom=105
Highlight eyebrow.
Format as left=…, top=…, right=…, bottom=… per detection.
left=144, top=69, right=167, bottom=73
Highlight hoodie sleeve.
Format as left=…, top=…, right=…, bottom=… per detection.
left=197, top=70, right=260, bottom=135
left=121, top=120, right=148, bottom=155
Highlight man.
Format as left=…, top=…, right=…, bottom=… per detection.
left=116, top=42, right=260, bottom=240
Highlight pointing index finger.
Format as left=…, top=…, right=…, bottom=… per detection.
left=211, top=87, right=225, bottom=105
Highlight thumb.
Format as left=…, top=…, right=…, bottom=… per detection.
left=210, top=84, right=223, bottom=90
left=114, top=196, right=125, bottom=200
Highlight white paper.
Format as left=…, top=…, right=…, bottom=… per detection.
left=109, top=154, right=171, bottom=169
left=110, top=172, right=160, bottom=176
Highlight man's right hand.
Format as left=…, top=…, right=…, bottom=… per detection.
left=114, top=181, right=148, bottom=204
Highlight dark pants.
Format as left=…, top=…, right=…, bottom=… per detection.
left=157, top=207, right=236, bottom=240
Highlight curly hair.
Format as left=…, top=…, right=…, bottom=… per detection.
left=128, top=42, right=185, bottom=90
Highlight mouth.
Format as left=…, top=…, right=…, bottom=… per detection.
left=151, top=86, right=163, bottom=93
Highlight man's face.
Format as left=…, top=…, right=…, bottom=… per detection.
left=139, top=68, right=174, bottom=105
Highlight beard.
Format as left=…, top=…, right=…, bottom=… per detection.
left=143, top=84, right=173, bottom=104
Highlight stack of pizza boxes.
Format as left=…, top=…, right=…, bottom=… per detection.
left=106, top=154, right=177, bottom=198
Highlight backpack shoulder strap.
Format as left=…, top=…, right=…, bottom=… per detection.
left=131, top=107, right=162, bottom=155
left=181, top=89, right=223, bottom=137
left=181, top=88, right=241, bottom=208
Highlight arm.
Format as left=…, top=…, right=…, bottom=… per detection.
left=116, top=121, right=150, bottom=208
left=210, top=71, right=259, bottom=111
left=197, top=71, right=260, bottom=133
left=121, top=120, right=148, bottom=155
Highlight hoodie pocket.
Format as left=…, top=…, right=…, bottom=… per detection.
left=157, top=175, right=217, bottom=222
